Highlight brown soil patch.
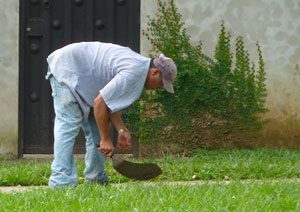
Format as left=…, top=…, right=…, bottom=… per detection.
left=139, top=113, right=300, bottom=158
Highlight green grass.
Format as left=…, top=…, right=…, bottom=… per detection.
left=0, top=148, right=299, bottom=186
left=0, top=181, right=299, bottom=211
left=158, top=148, right=300, bottom=181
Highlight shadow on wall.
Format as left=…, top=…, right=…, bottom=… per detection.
left=261, top=117, right=300, bottom=148
left=261, top=65, right=300, bottom=147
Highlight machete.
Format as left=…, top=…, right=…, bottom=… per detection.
left=97, top=145, right=162, bottom=180
left=111, top=154, right=162, bottom=180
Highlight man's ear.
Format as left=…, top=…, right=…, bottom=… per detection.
left=151, top=68, right=160, bottom=76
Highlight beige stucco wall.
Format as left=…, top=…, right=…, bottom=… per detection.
left=0, top=0, right=19, bottom=157
left=0, top=0, right=299, bottom=157
left=141, top=0, right=300, bottom=146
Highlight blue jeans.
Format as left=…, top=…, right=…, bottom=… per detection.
left=48, top=75, right=108, bottom=188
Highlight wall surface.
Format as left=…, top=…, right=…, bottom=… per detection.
left=0, top=0, right=19, bottom=157
left=0, top=0, right=299, bottom=157
left=141, top=0, right=300, bottom=146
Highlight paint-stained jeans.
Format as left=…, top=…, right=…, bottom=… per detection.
left=48, top=74, right=108, bottom=188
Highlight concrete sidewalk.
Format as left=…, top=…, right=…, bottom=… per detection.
left=0, top=185, right=47, bottom=193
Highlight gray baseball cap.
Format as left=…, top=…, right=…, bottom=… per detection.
left=153, top=53, right=177, bottom=93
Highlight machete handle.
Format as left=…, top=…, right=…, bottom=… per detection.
left=96, top=144, right=115, bottom=158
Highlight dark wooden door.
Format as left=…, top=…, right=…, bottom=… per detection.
left=19, top=0, right=140, bottom=154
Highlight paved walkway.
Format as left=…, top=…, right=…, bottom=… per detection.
left=1, top=178, right=299, bottom=193
left=0, top=186, right=47, bottom=193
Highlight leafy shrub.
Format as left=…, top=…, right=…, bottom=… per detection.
left=125, top=0, right=268, bottom=143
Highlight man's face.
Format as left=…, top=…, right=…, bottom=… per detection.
left=145, top=68, right=163, bottom=90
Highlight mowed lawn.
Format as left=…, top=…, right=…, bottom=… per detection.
left=0, top=148, right=299, bottom=211
left=1, top=148, right=299, bottom=185
left=0, top=181, right=299, bottom=211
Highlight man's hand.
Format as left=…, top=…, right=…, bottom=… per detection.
left=99, top=139, right=114, bottom=157
left=118, top=130, right=132, bottom=151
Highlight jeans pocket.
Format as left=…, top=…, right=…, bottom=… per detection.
left=60, top=86, right=83, bottom=121
left=61, top=86, right=77, bottom=105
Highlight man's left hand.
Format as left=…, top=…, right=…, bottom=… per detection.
left=117, top=129, right=132, bottom=151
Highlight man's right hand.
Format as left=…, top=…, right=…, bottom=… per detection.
left=98, top=139, right=114, bottom=157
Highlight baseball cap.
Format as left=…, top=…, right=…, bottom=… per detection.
left=153, top=53, right=177, bottom=93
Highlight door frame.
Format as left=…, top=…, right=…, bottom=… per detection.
left=18, top=0, right=26, bottom=158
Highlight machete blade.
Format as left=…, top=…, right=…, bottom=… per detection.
left=111, top=155, right=162, bottom=180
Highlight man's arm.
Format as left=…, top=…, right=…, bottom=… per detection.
left=109, top=112, right=127, bottom=133
left=94, top=95, right=114, bottom=157
left=94, top=95, right=131, bottom=157
left=109, top=112, right=132, bottom=151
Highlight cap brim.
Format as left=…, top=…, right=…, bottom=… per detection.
left=163, top=78, right=174, bottom=93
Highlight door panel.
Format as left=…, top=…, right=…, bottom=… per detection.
left=20, top=0, right=140, bottom=154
